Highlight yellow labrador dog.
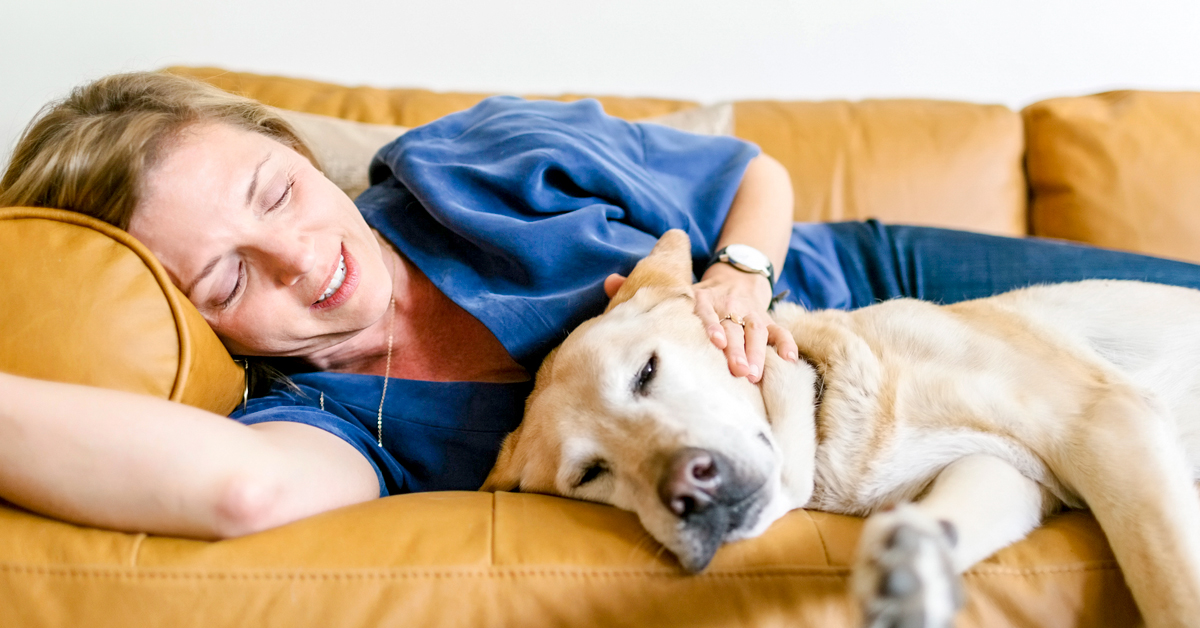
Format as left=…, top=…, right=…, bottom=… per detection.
left=483, top=230, right=1200, bottom=628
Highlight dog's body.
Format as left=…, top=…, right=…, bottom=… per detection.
left=484, top=231, right=1200, bottom=628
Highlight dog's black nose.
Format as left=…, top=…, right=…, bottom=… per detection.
left=658, top=448, right=724, bottom=518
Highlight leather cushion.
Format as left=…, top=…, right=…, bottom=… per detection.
left=0, top=207, right=243, bottom=413
left=0, top=491, right=1137, bottom=627
left=166, top=67, right=1027, bottom=236
left=1025, top=90, right=1200, bottom=262
left=734, top=99, right=1027, bottom=234
left=163, top=66, right=699, bottom=127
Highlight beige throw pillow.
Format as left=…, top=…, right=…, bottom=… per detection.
left=275, top=102, right=735, bottom=200
left=641, top=102, right=735, bottom=137
left=273, top=108, right=408, bottom=200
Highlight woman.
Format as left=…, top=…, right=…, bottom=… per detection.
left=3, top=72, right=1200, bottom=540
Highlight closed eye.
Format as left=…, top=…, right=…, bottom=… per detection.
left=218, top=261, right=245, bottom=310
left=575, top=461, right=610, bottom=487
left=633, top=353, right=657, bottom=396
left=268, top=178, right=294, bottom=212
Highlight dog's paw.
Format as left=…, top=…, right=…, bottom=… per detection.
left=852, top=505, right=964, bottom=628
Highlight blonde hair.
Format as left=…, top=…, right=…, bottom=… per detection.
left=0, top=71, right=317, bottom=230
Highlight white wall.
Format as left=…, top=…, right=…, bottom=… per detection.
left=5, top=0, right=1200, bottom=168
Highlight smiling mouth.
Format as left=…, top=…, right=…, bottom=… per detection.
left=311, top=244, right=358, bottom=310
left=316, top=254, right=347, bottom=304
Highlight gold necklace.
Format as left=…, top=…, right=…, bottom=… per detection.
left=319, top=295, right=395, bottom=448
left=376, top=296, right=395, bottom=447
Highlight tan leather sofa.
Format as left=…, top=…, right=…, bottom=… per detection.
left=5, top=66, right=1198, bottom=627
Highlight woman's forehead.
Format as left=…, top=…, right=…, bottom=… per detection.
left=130, top=123, right=276, bottom=286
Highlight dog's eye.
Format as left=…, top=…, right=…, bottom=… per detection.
left=633, top=353, right=657, bottom=396
left=575, top=461, right=610, bottom=487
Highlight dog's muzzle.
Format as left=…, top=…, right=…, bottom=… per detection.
left=657, top=447, right=767, bottom=572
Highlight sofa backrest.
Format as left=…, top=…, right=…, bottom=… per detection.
left=165, top=66, right=1029, bottom=238
left=734, top=99, right=1026, bottom=235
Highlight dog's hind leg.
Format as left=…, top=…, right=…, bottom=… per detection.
left=852, top=454, right=1050, bottom=628
left=1049, top=390, right=1200, bottom=628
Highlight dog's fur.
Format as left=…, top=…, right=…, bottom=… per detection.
left=483, top=230, right=1200, bottom=628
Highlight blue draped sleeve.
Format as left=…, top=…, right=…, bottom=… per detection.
left=356, top=96, right=760, bottom=369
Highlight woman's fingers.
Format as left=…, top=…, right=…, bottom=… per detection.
left=692, top=270, right=797, bottom=382
left=741, top=316, right=769, bottom=383
left=721, top=317, right=750, bottom=378
left=767, top=322, right=799, bottom=362
left=695, top=289, right=728, bottom=349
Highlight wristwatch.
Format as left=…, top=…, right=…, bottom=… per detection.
left=708, top=244, right=775, bottom=293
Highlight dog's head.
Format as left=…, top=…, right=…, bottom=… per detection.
left=483, top=230, right=814, bottom=572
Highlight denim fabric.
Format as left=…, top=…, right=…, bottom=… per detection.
left=790, top=220, right=1200, bottom=309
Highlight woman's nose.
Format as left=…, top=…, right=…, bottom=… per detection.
left=268, top=235, right=317, bottom=286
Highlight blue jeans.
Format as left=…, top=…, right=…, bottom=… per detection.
left=778, top=220, right=1200, bottom=310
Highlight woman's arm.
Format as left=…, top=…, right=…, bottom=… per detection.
left=693, top=153, right=799, bottom=382
left=0, top=371, right=378, bottom=539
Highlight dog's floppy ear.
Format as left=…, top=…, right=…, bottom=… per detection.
left=605, top=229, right=694, bottom=313
left=480, top=427, right=523, bottom=492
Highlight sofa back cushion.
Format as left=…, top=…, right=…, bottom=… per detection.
left=168, top=66, right=1027, bottom=236
left=734, top=99, right=1027, bottom=235
left=164, top=66, right=699, bottom=127
left=1024, top=90, right=1200, bottom=263
left=0, top=207, right=244, bottom=413
left=272, top=102, right=734, bottom=201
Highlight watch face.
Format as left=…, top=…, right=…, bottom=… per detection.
left=724, top=244, right=771, bottom=272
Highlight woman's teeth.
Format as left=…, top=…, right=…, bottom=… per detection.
left=318, top=255, right=346, bottom=303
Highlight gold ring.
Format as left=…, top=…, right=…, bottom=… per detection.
left=721, top=314, right=746, bottom=327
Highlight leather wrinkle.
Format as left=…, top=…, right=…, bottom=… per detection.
left=803, top=511, right=833, bottom=567
left=128, top=533, right=147, bottom=567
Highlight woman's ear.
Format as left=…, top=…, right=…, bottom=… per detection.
left=605, top=229, right=695, bottom=312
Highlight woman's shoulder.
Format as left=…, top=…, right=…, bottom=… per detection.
left=392, top=95, right=621, bottom=152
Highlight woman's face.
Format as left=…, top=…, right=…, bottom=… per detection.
left=129, top=122, right=393, bottom=357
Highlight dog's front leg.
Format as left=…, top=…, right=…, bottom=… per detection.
left=853, top=454, right=1051, bottom=628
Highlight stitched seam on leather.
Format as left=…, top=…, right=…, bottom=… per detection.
left=128, top=534, right=148, bottom=567
left=0, top=564, right=848, bottom=580
left=0, top=562, right=1122, bottom=580
left=963, top=562, right=1121, bottom=576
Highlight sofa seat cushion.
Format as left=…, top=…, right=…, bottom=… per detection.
left=0, top=492, right=1137, bottom=627
left=0, top=207, right=243, bottom=413
left=1025, top=90, right=1200, bottom=263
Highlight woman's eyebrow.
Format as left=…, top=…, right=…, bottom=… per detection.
left=244, top=154, right=271, bottom=207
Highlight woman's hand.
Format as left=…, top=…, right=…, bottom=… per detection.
left=692, top=263, right=798, bottom=383
left=604, top=267, right=799, bottom=384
